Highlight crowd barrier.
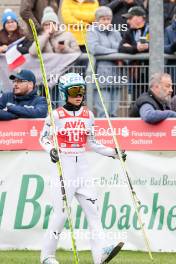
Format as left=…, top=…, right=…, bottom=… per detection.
left=0, top=118, right=176, bottom=151
left=0, top=53, right=176, bottom=117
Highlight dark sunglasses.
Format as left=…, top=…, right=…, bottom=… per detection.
left=67, top=85, right=85, bottom=97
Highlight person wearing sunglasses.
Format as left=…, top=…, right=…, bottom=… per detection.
left=39, top=73, right=126, bottom=264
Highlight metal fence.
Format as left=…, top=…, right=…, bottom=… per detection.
left=38, top=53, right=176, bottom=117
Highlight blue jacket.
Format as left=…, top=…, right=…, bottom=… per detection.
left=164, top=20, right=176, bottom=54
left=0, top=88, right=48, bottom=120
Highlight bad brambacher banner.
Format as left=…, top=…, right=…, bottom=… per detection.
left=0, top=119, right=176, bottom=251
left=0, top=151, right=176, bottom=251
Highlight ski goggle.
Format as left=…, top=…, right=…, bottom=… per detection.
left=67, top=85, right=85, bottom=97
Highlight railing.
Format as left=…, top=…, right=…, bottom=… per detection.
left=49, top=53, right=176, bottom=117
left=0, top=52, right=176, bottom=117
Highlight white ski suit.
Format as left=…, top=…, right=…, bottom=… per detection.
left=40, top=106, right=118, bottom=264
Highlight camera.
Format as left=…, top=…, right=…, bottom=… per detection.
left=58, top=40, right=65, bottom=45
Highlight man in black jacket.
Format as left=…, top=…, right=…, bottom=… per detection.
left=0, top=69, right=47, bottom=120
left=119, top=6, right=149, bottom=101
left=119, top=6, right=149, bottom=54
left=130, top=73, right=176, bottom=123
left=99, top=0, right=145, bottom=34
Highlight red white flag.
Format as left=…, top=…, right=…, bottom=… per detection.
left=5, top=38, right=26, bottom=71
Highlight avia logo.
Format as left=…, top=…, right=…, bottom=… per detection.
left=64, top=120, right=86, bottom=129
left=121, top=126, right=130, bottom=137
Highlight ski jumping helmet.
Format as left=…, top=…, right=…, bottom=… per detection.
left=59, top=73, right=86, bottom=101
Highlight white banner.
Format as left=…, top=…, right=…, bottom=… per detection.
left=0, top=151, right=176, bottom=252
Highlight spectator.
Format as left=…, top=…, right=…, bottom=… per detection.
left=129, top=73, right=176, bottom=123
left=165, top=10, right=176, bottom=54
left=164, top=8, right=176, bottom=90
left=119, top=6, right=149, bottom=54
left=99, top=0, right=145, bottom=35
left=119, top=6, right=149, bottom=100
left=20, top=0, right=60, bottom=40
left=87, top=6, right=122, bottom=117
left=0, top=9, right=31, bottom=54
left=61, top=0, right=99, bottom=52
left=164, top=0, right=176, bottom=28
left=29, top=7, right=80, bottom=56
left=29, top=7, right=81, bottom=109
left=0, top=69, right=47, bottom=120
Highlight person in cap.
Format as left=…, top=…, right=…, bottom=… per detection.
left=87, top=6, right=122, bottom=117
left=39, top=72, right=126, bottom=264
left=99, top=0, right=145, bottom=35
left=29, top=7, right=80, bottom=56
left=0, top=69, right=47, bottom=120
left=119, top=6, right=149, bottom=54
left=119, top=6, right=149, bottom=101
left=0, top=9, right=25, bottom=53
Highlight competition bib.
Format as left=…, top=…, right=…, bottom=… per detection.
left=56, top=107, right=90, bottom=150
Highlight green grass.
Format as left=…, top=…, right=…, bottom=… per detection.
left=0, top=250, right=175, bottom=264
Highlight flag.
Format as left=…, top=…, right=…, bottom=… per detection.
left=5, top=37, right=26, bottom=71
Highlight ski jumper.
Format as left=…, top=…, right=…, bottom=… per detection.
left=40, top=106, right=117, bottom=264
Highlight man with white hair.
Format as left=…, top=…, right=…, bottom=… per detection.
left=130, top=73, right=176, bottom=123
